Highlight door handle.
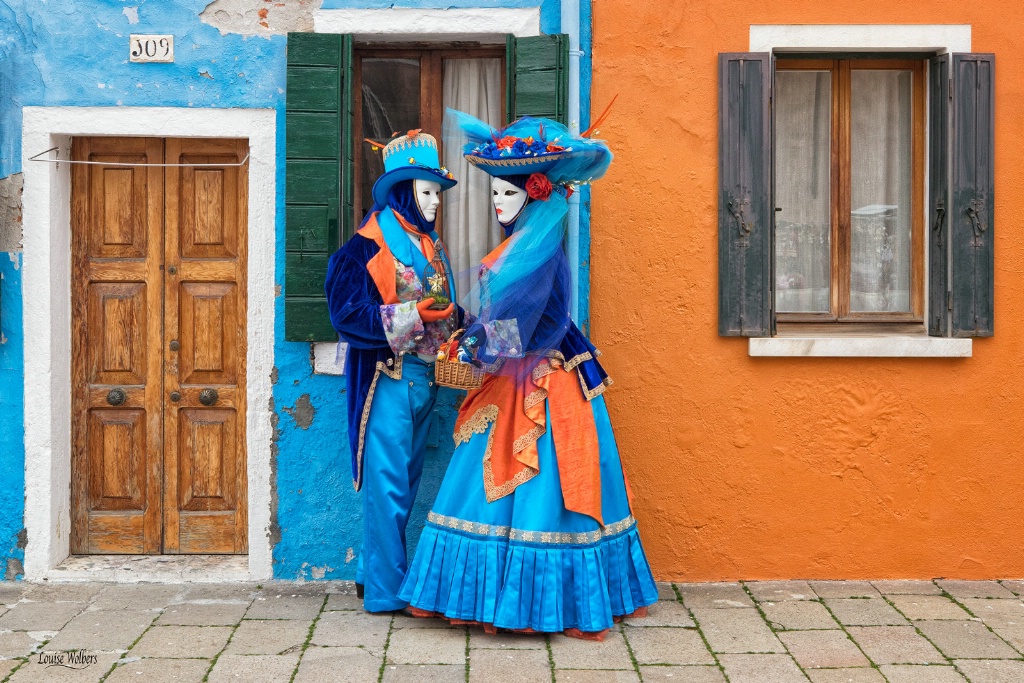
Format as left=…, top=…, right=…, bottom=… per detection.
left=199, top=388, right=219, bottom=406
left=106, top=388, right=126, bottom=406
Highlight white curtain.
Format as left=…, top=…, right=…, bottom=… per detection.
left=441, top=58, right=504, bottom=311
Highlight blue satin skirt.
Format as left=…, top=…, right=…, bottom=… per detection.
left=398, top=394, right=658, bottom=632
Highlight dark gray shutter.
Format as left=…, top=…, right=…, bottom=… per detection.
left=950, top=53, right=995, bottom=337
left=284, top=32, right=354, bottom=342
left=928, top=55, right=950, bottom=336
left=506, top=34, right=569, bottom=125
left=718, top=53, right=774, bottom=337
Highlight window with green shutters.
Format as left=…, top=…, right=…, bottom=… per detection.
left=718, top=51, right=995, bottom=338
left=284, top=32, right=570, bottom=342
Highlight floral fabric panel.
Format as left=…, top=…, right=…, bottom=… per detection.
left=383, top=259, right=455, bottom=357
left=483, top=319, right=524, bottom=358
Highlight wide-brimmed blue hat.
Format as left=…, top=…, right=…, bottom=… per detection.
left=371, top=132, right=457, bottom=206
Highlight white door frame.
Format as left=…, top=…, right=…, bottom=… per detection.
left=21, top=107, right=276, bottom=581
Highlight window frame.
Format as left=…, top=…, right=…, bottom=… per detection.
left=775, top=56, right=927, bottom=326
left=351, top=43, right=506, bottom=227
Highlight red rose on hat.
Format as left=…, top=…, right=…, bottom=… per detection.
left=525, top=173, right=553, bottom=201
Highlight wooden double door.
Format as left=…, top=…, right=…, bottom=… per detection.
left=70, top=137, right=249, bottom=555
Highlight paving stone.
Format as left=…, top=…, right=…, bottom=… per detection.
left=550, top=631, right=634, bottom=670
left=810, top=582, right=880, bottom=599
left=915, top=619, right=1018, bottom=659
left=91, top=584, right=184, bottom=610
left=224, top=618, right=311, bottom=655
left=556, top=670, right=641, bottom=682
left=657, top=583, right=678, bottom=600
left=806, top=669, right=886, bottom=683
left=179, top=584, right=258, bottom=603
left=0, top=583, right=28, bottom=604
left=677, top=583, right=754, bottom=609
left=131, top=625, right=234, bottom=658
left=871, top=581, right=942, bottom=596
left=824, top=598, right=907, bottom=626
left=325, top=593, right=364, bottom=610
left=294, top=646, right=381, bottom=683
left=779, top=630, right=870, bottom=668
left=207, top=653, right=300, bottom=683
left=691, top=608, right=784, bottom=654
left=246, top=594, right=323, bottom=620
left=0, top=661, right=19, bottom=679
left=261, top=582, right=333, bottom=598
left=391, top=610, right=460, bottom=629
left=387, top=625, right=467, bottom=665
left=105, top=657, right=211, bottom=683
left=845, top=626, right=945, bottom=665
left=23, top=583, right=104, bottom=603
left=0, top=629, right=45, bottom=657
left=1000, top=581, right=1024, bottom=596
left=0, top=600, right=87, bottom=631
left=960, top=597, right=1024, bottom=626
left=717, top=654, right=807, bottom=683
left=985, top=623, right=1024, bottom=654
left=381, top=664, right=465, bottom=683
left=44, top=608, right=155, bottom=651
left=469, top=631, right=545, bottom=649
left=310, top=609, right=390, bottom=654
left=879, top=664, right=968, bottom=683
left=621, top=627, right=714, bottom=665
left=621, top=600, right=693, bottom=627
left=888, top=595, right=971, bottom=621
left=761, top=600, right=838, bottom=630
left=468, top=647, right=551, bottom=682
left=935, top=580, right=1016, bottom=599
left=746, top=581, right=817, bottom=602
left=952, top=659, right=1024, bottom=683
left=639, top=666, right=726, bottom=682
left=8, top=652, right=120, bottom=683
left=157, top=602, right=247, bottom=626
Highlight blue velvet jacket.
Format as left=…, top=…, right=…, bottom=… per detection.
left=325, top=229, right=466, bottom=490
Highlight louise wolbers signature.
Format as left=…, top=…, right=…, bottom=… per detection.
left=37, top=650, right=99, bottom=669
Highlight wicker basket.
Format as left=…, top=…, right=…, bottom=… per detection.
left=435, top=329, right=484, bottom=390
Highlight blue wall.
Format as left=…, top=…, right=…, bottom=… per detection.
left=0, top=0, right=586, bottom=580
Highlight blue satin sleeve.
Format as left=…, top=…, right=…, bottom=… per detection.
left=324, top=242, right=389, bottom=351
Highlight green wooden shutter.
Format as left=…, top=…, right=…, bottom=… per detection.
left=718, top=53, right=774, bottom=337
left=506, top=34, right=569, bottom=124
left=928, top=54, right=951, bottom=336
left=950, top=53, right=995, bottom=337
left=284, top=32, right=354, bottom=342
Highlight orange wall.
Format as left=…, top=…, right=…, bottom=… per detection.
left=590, top=1, right=1024, bottom=580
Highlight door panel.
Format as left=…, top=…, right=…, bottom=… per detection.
left=71, top=137, right=164, bottom=555
left=72, top=136, right=248, bottom=555
left=164, top=137, right=248, bottom=554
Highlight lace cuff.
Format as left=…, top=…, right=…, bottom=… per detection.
left=381, top=301, right=425, bottom=355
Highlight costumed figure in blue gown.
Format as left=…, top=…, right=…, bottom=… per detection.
left=398, top=111, right=658, bottom=639
left=324, top=132, right=465, bottom=612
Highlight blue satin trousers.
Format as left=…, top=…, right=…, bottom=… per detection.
left=356, top=356, right=437, bottom=612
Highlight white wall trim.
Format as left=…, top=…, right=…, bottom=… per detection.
left=750, top=336, right=971, bottom=358
left=21, top=106, right=276, bottom=581
left=313, top=7, right=541, bottom=42
left=750, top=24, right=972, bottom=53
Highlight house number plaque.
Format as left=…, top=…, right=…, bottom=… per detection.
left=130, top=34, right=174, bottom=63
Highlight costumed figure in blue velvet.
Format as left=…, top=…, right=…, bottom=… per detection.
left=398, top=111, right=658, bottom=639
left=324, top=132, right=464, bottom=612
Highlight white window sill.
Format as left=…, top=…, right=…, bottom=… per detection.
left=749, top=335, right=972, bottom=357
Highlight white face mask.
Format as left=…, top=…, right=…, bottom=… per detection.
left=491, top=177, right=528, bottom=226
left=414, top=179, right=442, bottom=222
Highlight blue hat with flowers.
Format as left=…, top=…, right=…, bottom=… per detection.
left=371, top=132, right=457, bottom=206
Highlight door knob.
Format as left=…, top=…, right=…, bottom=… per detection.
left=169, top=340, right=180, bottom=351
left=167, top=265, right=177, bottom=274
left=106, top=388, right=126, bottom=406
left=169, top=391, right=181, bottom=402
left=198, top=388, right=218, bottom=406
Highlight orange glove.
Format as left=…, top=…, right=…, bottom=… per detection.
left=416, top=298, right=455, bottom=324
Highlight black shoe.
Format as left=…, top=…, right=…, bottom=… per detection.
left=356, top=582, right=364, bottom=599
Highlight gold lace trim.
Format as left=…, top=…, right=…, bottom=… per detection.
left=511, top=425, right=545, bottom=454
left=523, top=388, right=547, bottom=411
left=427, top=512, right=637, bottom=545
left=454, top=404, right=498, bottom=446
left=579, top=372, right=613, bottom=401
left=354, top=355, right=404, bottom=491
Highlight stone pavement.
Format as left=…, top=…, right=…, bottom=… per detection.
left=0, top=580, right=1023, bottom=682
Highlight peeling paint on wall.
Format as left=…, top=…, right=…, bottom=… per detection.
left=283, top=393, right=315, bottom=429
left=0, top=173, right=23, bottom=253
left=201, top=0, right=322, bottom=37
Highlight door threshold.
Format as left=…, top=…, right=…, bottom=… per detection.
left=41, top=555, right=252, bottom=583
